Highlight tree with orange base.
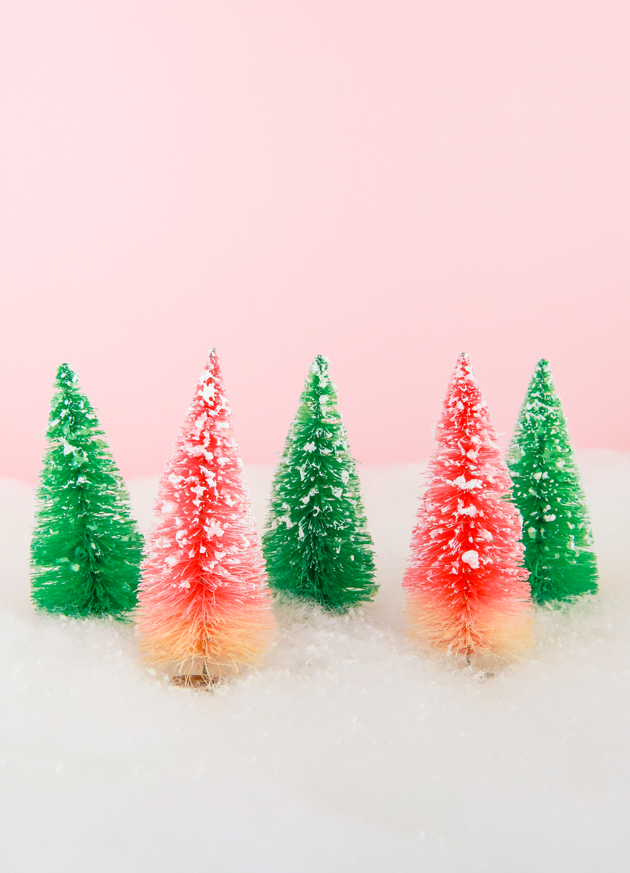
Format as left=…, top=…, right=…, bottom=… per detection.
left=403, top=354, right=532, bottom=666
left=135, top=350, right=274, bottom=683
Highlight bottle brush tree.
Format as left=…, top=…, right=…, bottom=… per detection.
left=403, top=353, right=532, bottom=663
left=135, top=349, right=275, bottom=681
left=507, top=359, right=598, bottom=604
left=31, top=364, right=144, bottom=618
left=262, top=355, right=377, bottom=611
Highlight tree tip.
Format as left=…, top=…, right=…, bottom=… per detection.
left=203, top=347, right=220, bottom=373
left=311, top=354, right=330, bottom=373
left=534, top=359, right=554, bottom=381
left=454, top=352, right=475, bottom=378
left=56, top=363, right=77, bottom=383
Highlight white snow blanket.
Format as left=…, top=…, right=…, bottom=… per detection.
left=1, top=453, right=629, bottom=872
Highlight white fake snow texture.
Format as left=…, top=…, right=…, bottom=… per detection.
left=1, top=452, right=630, bottom=872
left=461, top=549, right=480, bottom=569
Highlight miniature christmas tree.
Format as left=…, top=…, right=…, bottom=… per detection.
left=507, top=359, right=598, bottom=604
left=403, top=353, right=532, bottom=663
left=31, top=364, right=143, bottom=618
left=135, top=349, right=274, bottom=681
left=262, top=355, right=377, bottom=611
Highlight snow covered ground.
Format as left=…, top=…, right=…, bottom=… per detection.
left=1, top=453, right=630, bottom=872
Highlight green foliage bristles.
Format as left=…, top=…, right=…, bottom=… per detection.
left=30, top=364, right=144, bottom=618
left=262, top=356, right=377, bottom=611
left=507, top=359, right=598, bottom=604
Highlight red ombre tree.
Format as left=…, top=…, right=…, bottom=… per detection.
left=403, top=354, right=532, bottom=664
left=135, top=350, right=274, bottom=681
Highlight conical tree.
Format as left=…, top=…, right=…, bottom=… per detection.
left=507, top=359, right=598, bottom=604
left=31, top=364, right=144, bottom=618
left=403, top=353, right=532, bottom=663
left=263, top=355, right=377, bottom=611
left=135, top=350, right=274, bottom=680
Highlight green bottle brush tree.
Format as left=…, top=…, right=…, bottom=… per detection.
left=263, top=355, right=377, bottom=611
left=507, top=359, right=598, bottom=604
left=30, top=364, right=144, bottom=618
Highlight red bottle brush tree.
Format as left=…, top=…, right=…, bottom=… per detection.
left=135, top=350, right=275, bottom=681
left=403, top=354, right=532, bottom=664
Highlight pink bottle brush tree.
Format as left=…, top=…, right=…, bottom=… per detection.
left=403, top=353, right=532, bottom=666
left=135, top=350, right=275, bottom=684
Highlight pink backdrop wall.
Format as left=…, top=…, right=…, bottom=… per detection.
left=1, top=1, right=629, bottom=484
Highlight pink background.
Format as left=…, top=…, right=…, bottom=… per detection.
left=1, top=1, right=629, bottom=484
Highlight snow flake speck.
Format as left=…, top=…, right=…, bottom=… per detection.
left=452, top=475, right=482, bottom=491
left=199, top=381, right=217, bottom=404
left=206, top=518, right=224, bottom=538
left=457, top=502, right=478, bottom=517
left=186, top=443, right=209, bottom=457
left=200, top=467, right=216, bottom=486
left=461, top=550, right=480, bottom=569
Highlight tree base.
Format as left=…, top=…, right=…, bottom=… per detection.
left=170, top=674, right=223, bottom=690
